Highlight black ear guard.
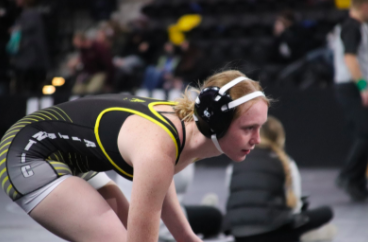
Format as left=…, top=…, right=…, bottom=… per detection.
left=194, top=86, right=235, bottom=139
left=193, top=76, right=266, bottom=153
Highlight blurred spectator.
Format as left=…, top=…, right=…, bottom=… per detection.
left=272, top=10, right=334, bottom=88
left=112, top=32, right=148, bottom=91
left=223, top=116, right=335, bottom=242
left=8, top=0, right=50, bottom=95
left=112, top=18, right=156, bottom=91
left=332, top=0, right=368, bottom=201
left=272, top=10, right=314, bottom=64
left=118, top=17, right=156, bottom=65
left=69, top=31, right=114, bottom=95
left=141, top=42, right=180, bottom=91
left=173, top=40, right=204, bottom=88
left=95, top=21, right=115, bottom=49
left=0, top=0, right=19, bottom=95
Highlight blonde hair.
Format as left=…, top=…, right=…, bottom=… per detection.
left=257, top=116, right=298, bottom=209
left=173, top=70, right=270, bottom=122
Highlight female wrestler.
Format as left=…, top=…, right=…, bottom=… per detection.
left=0, top=70, right=269, bottom=242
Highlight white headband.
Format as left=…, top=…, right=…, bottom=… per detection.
left=215, top=76, right=265, bottom=111
left=212, top=76, right=265, bottom=153
left=221, top=91, right=265, bottom=111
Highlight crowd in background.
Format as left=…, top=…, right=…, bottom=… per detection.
left=0, top=0, right=344, bottom=96
left=0, top=1, right=367, bottom=242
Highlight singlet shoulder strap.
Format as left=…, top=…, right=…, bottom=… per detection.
left=180, top=120, right=186, bottom=154
left=158, top=112, right=186, bottom=165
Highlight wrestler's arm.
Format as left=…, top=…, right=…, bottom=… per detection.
left=118, top=115, right=198, bottom=242
left=161, top=179, right=202, bottom=242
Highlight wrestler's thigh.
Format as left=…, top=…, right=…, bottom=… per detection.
left=30, top=176, right=127, bottom=242
left=97, top=181, right=130, bottom=227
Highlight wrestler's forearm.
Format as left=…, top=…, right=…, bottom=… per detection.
left=161, top=181, right=202, bottom=242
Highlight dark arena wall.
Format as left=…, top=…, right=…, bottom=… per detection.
left=0, top=87, right=351, bottom=168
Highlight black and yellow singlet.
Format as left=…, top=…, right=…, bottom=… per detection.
left=0, top=94, right=185, bottom=201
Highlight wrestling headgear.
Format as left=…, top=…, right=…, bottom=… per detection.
left=193, top=76, right=265, bottom=153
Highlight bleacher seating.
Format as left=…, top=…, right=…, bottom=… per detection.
left=139, top=0, right=347, bottom=88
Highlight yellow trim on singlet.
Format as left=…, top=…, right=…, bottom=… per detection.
left=81, top=172, right=89, bottom=179
left=53, top=106, right=73, bottom=122
left=34, top=112, right=51, bottom=120
left=0, top=134, right=14, bottom=144
left=19, top=118, right=38, bottom=122
left=2, top=130, right=19, bottom=137
left=54, top=166, right=72, bottom=173
left=2, top=176, right=8, bottom=189
left=58, top=151, right=65, bottom=162
left=12, top=191, right=18, bottom=199
left=48, top=108, right=66, bottom=121
left=6, top=125, right=25, bottom=132
left=38, top=110, right=58, bottom=120
left=0, top=135, right=15, bottom=144
left=0, top=168, right=6, bottom=179
left=13, top=122, right=31, bottom=125
left=95, top=107, right=180, bottom=178
left=0, top=142, right=10, bottom=151
left=27, top=114, right=45, bottom=120
left=0, top=149, right=8, bottom=157
left=6, top=184, right=12, bottom=194
left=0, top=159, right=5, bottom=167
left=148, top=101, right=178, bottom=132
left=53, top=153, right=60, bottom=161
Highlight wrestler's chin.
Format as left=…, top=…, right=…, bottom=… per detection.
left=233, top=155, right=246, bottom=162
left=228, top=154, right=246, bottom=162
left=230, top=150, right=251, bottom=162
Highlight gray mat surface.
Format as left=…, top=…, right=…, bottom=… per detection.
left=0, top=167, right=367, bottom=242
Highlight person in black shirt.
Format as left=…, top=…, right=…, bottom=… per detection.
left=332, top=0, right=368, bottom=201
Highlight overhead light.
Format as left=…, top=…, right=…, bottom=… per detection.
left=52, top=77, right=65, bottom=86
left=42, top=85, right=56, bottom=95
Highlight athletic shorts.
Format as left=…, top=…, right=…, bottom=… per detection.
left=0, top=113, right=111, bottom=213
left=16, top=172, right=112, bottom=213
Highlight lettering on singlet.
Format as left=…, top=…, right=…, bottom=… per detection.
left=20, top=130, right=96, bottom=178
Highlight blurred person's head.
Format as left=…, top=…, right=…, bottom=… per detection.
left=96, top=22, right=115, bottom=46
left=259, top=116, right=285, bottom=149
left=258, top=116, right=297, bottom=209
left=180, top=40, right=190, bottom=51
left=351, top=0, right=368, bottom=22
left=95, top=29, right=113, bottom=47
left=164, top=42, right=175, bottom=54
left=274, top=10, right=296, bottom=36
left=138, top=42, right=149, bottom=52
left=73, top=32, right=92, bottom=50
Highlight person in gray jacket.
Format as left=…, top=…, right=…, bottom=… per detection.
left=223, top=116, right=334, bottom=242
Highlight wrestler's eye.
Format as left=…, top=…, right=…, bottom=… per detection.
left=244, top=126, right=256, bottom=131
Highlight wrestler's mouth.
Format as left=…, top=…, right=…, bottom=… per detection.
left=241, top=149, right=250, bottom=155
